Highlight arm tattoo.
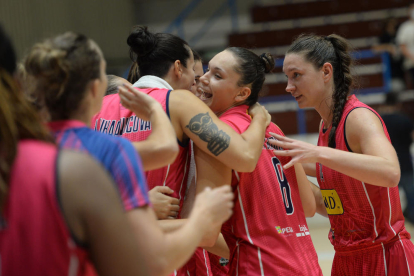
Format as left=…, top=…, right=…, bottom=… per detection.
left=186, top=112, right=230, bottom=156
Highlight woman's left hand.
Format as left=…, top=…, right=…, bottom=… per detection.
left=118, top=83, right=161, bottom=121
left=269, top=133, right=320, bottom=169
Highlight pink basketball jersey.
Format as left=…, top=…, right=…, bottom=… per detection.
left=92, top=88, right=189, bottom=206
left=220, top=105, right=322, bottom=276
left=316, top=95, right=410, bottom=252
left=0, top=140, right=90, bottom=276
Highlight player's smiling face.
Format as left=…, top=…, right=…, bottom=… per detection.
left=283, top=53, right=328, bottom=109
left=197, top=50, right=244, bottom=115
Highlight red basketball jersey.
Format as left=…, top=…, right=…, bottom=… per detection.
left=220, top=105, right=322, bottom=276
left=0, top=140, right=90, bottom=276
left=175, top=248, right=212, bottom=276
left=92, top=88, right=189, bottom=205
left=208, top=252, right=229, bottom=276
left=316, top=95, right=411, bottom=251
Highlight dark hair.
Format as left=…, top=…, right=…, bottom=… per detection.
left=226, top=47, right=274, bottom=106
left=106, top=75, right=129, bottom=95
left=0, top=26, right=52, bottom=211
left=127, top=26, right=192, bottom=84
left=0, top=25, right=16, bottom=75
left=193, top=49, right=202, bottom=62
left=287, top=34, right=354, bottom=148
left=25, top=32, right=102, bottom=121
left=385, top=92, right=399, bottom=106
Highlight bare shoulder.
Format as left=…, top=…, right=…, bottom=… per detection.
left=168, top=89, right=199, bottom=116
left=59, top=150, right=108, bottom=186
left=346, top=107, right=383, bottom=134
left=169, top=89, right=197, bottom=100
left=59, top=150, right=117, bottom=208
left=345, top=107, right=388, bottom=153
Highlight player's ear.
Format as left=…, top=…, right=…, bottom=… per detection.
left=235, top=87, right=251, bottom=102
left=321, top=62, right=333, bottom=83
left=173, top=60, right=182, bottom=79
left=89, top=79, right=100, bottom=98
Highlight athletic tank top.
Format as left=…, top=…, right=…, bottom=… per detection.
left=316, top=95, right=410, bottom=252
left=92, top=88, right=189, bottom=207
left=0, top=140, right=90, bottom=276
left=221, top=105, right=322, bottom=276
left=50, top=120, right=149, bottom=211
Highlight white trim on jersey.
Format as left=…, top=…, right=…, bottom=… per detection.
left=235, top=172, right=253, bottom=245
left=185, top=141, right=196, bottom=198
left=202, top=249, right=210, bottom=276
left=382, top=243, right=388, bottom=276
left=178, top=153, right=189, bottom=201
left=387, top=188, right=397, bottom=236
left=68, top=239, right=79, bottom=276
left=361, top=182, right=378, bottom=239
left=399, top=233, right=412, bottom=276
left=257, top=247, right=265, bottom=276
left=174, top=270, right=177, bottom=276
left=163, top=164, right=171, bottom=186
left=236, top=241, right=240, bottom=276
left=234, top=171, right=240, bottom=182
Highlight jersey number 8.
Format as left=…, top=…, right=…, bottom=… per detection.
left=271, top=157, right=294, bottom=215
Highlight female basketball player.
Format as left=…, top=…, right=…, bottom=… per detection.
left=0, top=25, right=150, bottom=276
left=24, top=31, right=235, bottom=276
left=272, top=34, right=414, bottom=275
left=192, top=47, right=322, bottom=276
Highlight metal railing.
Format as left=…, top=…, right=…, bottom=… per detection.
left=259, top=49, right=392, bottom=134
left=164, top=0, right=239, bottom=46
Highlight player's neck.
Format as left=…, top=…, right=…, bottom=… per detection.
left=69, top=110, right=92, bottom=127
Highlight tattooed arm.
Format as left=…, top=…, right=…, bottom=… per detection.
left=169, top=90, right=267, bottom=172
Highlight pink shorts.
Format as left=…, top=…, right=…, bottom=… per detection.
left=332, top=237, right=414, bottom=276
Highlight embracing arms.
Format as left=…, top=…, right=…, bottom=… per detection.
left=169, top=89, right=269, bottom=172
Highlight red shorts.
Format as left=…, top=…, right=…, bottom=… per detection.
left=175, top=248, right=211, bottom=276
left=332, top=237, right=414, bottom=276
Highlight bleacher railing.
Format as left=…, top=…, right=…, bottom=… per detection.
left=164, top=0, right=239, bottom=46
left=259, top=49, right=392, bottom=134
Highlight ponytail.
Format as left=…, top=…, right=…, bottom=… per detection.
left=126, top=25, right=191, bottom=80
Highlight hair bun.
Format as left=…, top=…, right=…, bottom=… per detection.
left=260, top=53, right=275, bottom=73
left=127, top=26, right=157, bottom=59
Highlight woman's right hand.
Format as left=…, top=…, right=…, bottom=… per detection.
left=148, top=186, right=180, bottom=220
left=118, top=83, right=162, bottom=121
left=248, top=103, right=271, bottom=126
